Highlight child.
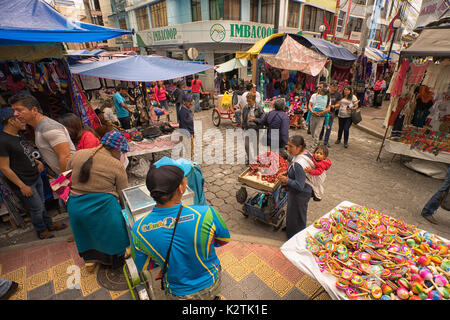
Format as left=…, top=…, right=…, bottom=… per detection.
left=306, top=87, right=330, bottom=128
left=304, top=144, right=332, bottom=201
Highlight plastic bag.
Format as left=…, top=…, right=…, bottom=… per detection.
left=221, top=91, right=232, bottom=109
left=130, top=158, right=150, bottom=178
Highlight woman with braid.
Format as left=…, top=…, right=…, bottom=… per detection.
left=66, top=131, right=130, bottom=272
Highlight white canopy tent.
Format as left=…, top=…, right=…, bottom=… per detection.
left=215, top=58, right=248, bottom=73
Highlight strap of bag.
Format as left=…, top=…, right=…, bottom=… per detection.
left=160, top=204, right=183, bottom=291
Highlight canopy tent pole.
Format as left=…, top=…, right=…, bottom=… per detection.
left=376, top=125, right=391, bottom=162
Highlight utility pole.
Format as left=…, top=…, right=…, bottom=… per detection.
left=358, top=0, right=376, bottom=52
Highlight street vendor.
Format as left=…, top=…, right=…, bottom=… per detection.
left=241, top=92, right=264, bottom=165
left=278, top=135, right=313, bottom=239
left=131, top=161, right=230, bottom=300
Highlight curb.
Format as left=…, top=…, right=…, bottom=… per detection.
left=0, top=232, right=285, bottom=254
left=353, top=123, right=385, bottom=140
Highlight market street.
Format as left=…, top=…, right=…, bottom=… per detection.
left=2, top=103, right=448, bottom=248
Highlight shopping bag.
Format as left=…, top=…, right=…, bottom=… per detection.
left=221, top=91, right=233, bottom=111
left=351, top=109, right=362, bottom=125
left=50, top=170, right=72, bottom=203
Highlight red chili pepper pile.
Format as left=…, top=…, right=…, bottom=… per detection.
left=248, top=152, right=289, bottom=183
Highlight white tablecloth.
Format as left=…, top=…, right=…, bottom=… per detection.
left=384, top=139, right=450, bottom=164
left=280, top=200, right=449, bottom=300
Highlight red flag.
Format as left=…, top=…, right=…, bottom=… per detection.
left=377, top=32, right=383, bottom=49
left=323, top=16, right=330, bottom=39
left=387, top=11, right=401, bottom=42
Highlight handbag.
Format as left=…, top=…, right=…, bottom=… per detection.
left=160, top=205, right=183, bottom=291
left=439, top=188, right=450, bottom=211
left=50, top=170, right=72, bottom=203
left=351, top=108, right=362, bottom=125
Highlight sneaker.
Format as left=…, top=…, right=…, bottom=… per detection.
left=335, top=140, right=341, bottom=144
left=48, top=223, right=68, bottom=231
left=422, top=214, right=438, bottom=225
left=0, top=281, right=18, bottom=300
left=38, top=230, right=55, bottom=240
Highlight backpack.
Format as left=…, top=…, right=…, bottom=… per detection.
left=142, top=125, right=162, bottom=139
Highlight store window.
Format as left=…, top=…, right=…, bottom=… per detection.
left=250, top=0, right=259, bottom=22
left=302, top=5, right=333, bottom=32
left=336, top=10, right=346, bottom=33
left=135, top=6, right=150, bottom=31
left=345, top=16, right=363, bottom=36
left=210, top=0, right=224, bottom=20
left=224, top=0, right=241, bottom=20
left=191, top=0, right=202, bottom=22
left=260, top=0, right=275, bottom=24
left=118, top=17, right=128, bottom=30
left=151, top=1, right=168, bottom=28
left=287, top=0, right=300, bottom=28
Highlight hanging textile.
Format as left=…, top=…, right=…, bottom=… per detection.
left=391, top=59, right=410, bottom=96
left=407, top=61, right=432, bottom=85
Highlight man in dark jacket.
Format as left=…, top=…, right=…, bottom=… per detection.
left=241, top=93, right=264, bottom=164
left=173, top=81, right=185, bottom=122
left=178, top=94, right=194, bottom=159
left=260, top=98, right=290, bottom=151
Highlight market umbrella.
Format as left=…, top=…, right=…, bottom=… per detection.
left=69, top=55, right=214, bottom=81
left=261, top=35, right=328, bottom=76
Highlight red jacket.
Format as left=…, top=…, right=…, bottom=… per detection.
left=309, top=156, right=332, bottom=176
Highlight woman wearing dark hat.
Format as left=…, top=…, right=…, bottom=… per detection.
left=66, top=131, right=130, bottom=272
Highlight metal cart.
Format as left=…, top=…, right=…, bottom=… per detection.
left=120, top=183, right=195, bottom=300
left=236, top=169, right=287, bottom=231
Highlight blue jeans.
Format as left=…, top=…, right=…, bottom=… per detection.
left=11, top=177, right=52, bottom=234
left=193, top=93, right=200, bottom=112
left=159, top=99, right=170, bottom=121
left=422, top=168, right=450, bottom=217
left=319, top=115, right=335, bottom=145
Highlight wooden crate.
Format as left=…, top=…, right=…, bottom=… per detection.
left=238, top=167, right=281, bottom=193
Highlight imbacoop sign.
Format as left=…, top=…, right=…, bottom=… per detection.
left=138, top=21, right=277, bottom=46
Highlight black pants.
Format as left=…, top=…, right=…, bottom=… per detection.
left=118, top=116, right=131, bottom=130
left=286, top=188, right=312, bottom=239
left=337, top=117, right=352, bottom=144
left=175, top=103, right=181, bottom=123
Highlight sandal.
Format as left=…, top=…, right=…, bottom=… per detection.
left=48, top=223, right=68, bottom=231
left=38, top=230, right=55, bottom=240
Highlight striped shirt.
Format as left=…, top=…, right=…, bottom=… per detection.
left=131, top=203, right=230, bottom=296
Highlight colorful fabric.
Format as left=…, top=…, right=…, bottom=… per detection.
left=262, top=35, right=327, bottom=77
left=391, top=59, right=410, bottom=96
left=408, top=61, right=432, bottom=85
left=131, top=203, right=230, bottom=296
left=67, top=193, right=129, bottom=256
left=100, top=131, right=130, bottom=153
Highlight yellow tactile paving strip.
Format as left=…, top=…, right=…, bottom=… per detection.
left=0, top=240, right=331, bottom=300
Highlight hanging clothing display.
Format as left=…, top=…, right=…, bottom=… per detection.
left=407, top=60, right=432, bottom=85
left=391, top=59, right=410, bottom=96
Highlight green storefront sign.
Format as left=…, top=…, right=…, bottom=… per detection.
left=230, top=24, right=274, bottom=39
left=153, top=27, right=177, bottom=42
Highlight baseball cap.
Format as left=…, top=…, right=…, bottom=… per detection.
left=146, top=164, right=185, bottom=194
left=0, top=107, right=14, bottom=122
left=183, top=94, right=193, bottom=102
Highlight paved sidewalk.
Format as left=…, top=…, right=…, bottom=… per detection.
left=0, top=236, right=330, bottom=300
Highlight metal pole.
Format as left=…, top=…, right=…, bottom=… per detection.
left=382, top=27, right=397, bottom=78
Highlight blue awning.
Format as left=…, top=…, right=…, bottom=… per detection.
left=260, top=34, right=357, bottom=61
left=0, top=0, right=132, bottom=44
left=69, top=55, right=214, bottom=82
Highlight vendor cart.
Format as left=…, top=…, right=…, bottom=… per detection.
left=236, top=167, right=288, bottom=231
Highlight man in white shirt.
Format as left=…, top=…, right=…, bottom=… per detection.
left=10, top=94, right=76, bottom=176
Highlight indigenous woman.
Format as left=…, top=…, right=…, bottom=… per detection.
left=278, top=135, right=313, bottom=239
left=67, top=131, right=130, bottom=271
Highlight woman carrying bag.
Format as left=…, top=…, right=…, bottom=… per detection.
left=335, top=86, right=359, bottom=149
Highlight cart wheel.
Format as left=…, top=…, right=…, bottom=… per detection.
left=236, top=187, right=247, bottom=204
left=212, top=109, right=221, bottom=126
left=241, top=204, right=248, bottom=217
left=272, top=210, right=285, bottom=231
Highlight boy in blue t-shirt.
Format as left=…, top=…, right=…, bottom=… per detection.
left=113, top=84, right=134, bottom=130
